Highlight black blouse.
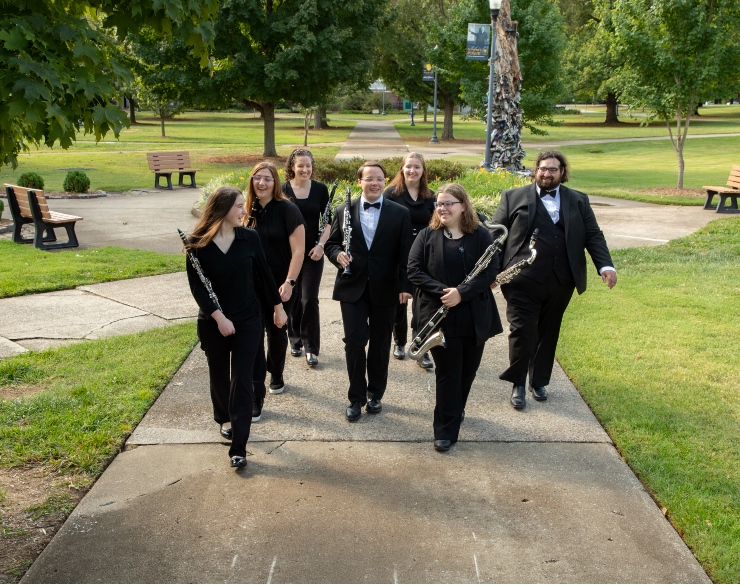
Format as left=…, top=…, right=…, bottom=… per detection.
left=383, top=186, right=436, bottom=238
left=282, top=180, right=330, bottom=253
left=253, top=198, right=305, bottom=285
left=186, top=227, right=281, bottom=323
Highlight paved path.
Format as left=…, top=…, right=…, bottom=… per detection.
left=4, top=130, right=719, bottom=582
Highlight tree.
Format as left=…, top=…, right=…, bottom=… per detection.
left=611, top=0, right=740, bottom=187
left=0, top=0, right=216, bottom=168
left=209, top=0, right=387, bottom=157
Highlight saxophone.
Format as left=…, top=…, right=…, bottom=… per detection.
left=178, top=228, right=222, bottom=312
left=340, top=187, right=353, bottom=278
left=408, top=224, right=509, bottom=360
left=492, top=227, right=539, bottom=284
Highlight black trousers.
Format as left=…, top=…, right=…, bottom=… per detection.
left=288, top=255, right=324, bottom=355
left=430, top=336, right=485, bottom=442
left=254, top=293, right=297, bottom=400
left=340, top=285, right=396, bottom=405
left=198, top=313, right=262, bottom=459
left=499, top=276, right=575, bottom=387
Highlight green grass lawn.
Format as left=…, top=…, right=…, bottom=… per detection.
left=558, top=217, right=740, bottom=583
left=0, top=112, right=353, bottom=192
left=0, top=242, right=184, bottom=298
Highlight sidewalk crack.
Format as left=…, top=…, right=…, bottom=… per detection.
left=266, top=441, right=286, bottom=455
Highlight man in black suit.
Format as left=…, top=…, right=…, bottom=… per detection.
left=325, top=162, right=413, bottom=421
left=492, top=150, right=617, bottom=410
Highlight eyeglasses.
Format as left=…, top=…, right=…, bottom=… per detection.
left=252, top=176, right=275, bottom=183
left=434, top=201, right=460, bottom=209
left=359, top=177, right=386, bottom=183
left=537, top=166, right=561, bottom=174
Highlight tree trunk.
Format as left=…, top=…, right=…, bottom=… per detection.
left=263, top=102, right=277, bottom=157
left=441, top=99, right=455, bottom=140
left=604, top=92, right=619, bottom=123
left=313, top=106, right=327, bottom=130
left=128, top=96, right=137, bottom=124
left=423, top=106, right=428, bottom=123
left=160, top=116, right=166, bottom=138
left=304, top=109, right=311, bottom=147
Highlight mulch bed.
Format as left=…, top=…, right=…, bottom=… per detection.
left=43, top=190, right=106, bottom=199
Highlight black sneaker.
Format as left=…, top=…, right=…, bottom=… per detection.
left=269, top=379, right=285, bottom=394
left=252, top=398, right=264, bottom=422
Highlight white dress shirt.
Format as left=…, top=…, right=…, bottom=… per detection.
left=359, top=195, right=383, bottom=249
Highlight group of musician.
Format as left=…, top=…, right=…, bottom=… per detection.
left=185, top=149, right=617, bottom=468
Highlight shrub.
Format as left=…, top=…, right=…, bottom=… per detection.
left=17, top=172, right=45, bottom=190
left=312, top=157, right=467, bottom=184
left=63, top=170, right=91, bottom=193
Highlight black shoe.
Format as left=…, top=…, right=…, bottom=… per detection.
left=418, top=352, right=433, bottom=369
left=269, top=378, right=285, bottom=394
left=290, top=347, right=302, bottom=357
left=346, top=402, right=362, bottom=422
left=365, top=399, right=382, bottom=414
left=220, top=424, right=233, bottom=440
left=230, top=456, right=247, bottom=468
left=393, top=344, right=406, bottom=360
left=510, top=385, right=526, bottom=409
left=530, top=385, right=548, bottom=401
left=252, top=398, right=264, bottom=422
left=434, top=439, right=452, bottom=452
left=306, top=352, right=318, bottom=367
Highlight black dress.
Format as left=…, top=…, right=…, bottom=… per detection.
left=186, top=227, right=281, bottom=459
left=283, top=180, right=330, bottom=355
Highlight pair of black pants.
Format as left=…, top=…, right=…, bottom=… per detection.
left=254, top=293, right=297, bottom=400
left=288, top=256, right=324, bottom=355
left=198, top=313, right=262, bottom=459
left=499, top=276, right=575, bottom=387
left=430, top=336, right=485, bottom=442
left=340, top=286, right=396, bottom=405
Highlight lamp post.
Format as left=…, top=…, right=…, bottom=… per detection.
left=410, top=101, right=415, bottom=126
left=430, top=69, right=439, bottom=143
left=483, top=0, right=502, bottom=170
left=381, top=84, right=386, bottom=115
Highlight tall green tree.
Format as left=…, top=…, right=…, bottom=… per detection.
left=612, top=0, right=740, bottom=187
left=0, top=0, right=217, bottom=168
left=210, top=0, right=387, bottom=157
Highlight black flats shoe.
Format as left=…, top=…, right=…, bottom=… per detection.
left=510, top=385, right=526, bottom=409
left=434, top=439, right=452, bottom=452
left=306, top=352, right=318, bottom=367
left=290, top=347, right=302, bottom=357
left=346, top=401, right=362, bottom=422
left=220, top=424, right=233, bottom=440
left=230, top=456, right=247, bottom=468
left=530, top=385, right=548, bottom=401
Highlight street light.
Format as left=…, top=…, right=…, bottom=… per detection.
left=483, top=0, right=502, bottom=170
left=430, top=46, right=440, bottom=143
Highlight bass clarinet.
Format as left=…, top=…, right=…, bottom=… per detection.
left=340, top=186, right=353, bottom=278
left=178, top=228, right=222, bottom=312
left=246, top=196, right=260, bottom=228
left=317, top=179, right=339, bottom=244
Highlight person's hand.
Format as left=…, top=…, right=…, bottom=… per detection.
left=274, top=305, right=288, bottom=328
left=212, top=312, right=235, bottom=337
left=399, top=292, right=412, bottom=304
left=601, top=270, right=617, bottom=289
left=441, top=287, right=462, bottom=307
left=337, top=251, right=352, bottom=268
left=278, top=282, right=293, bottom=302
left=308, top=245, right=325, bottom=261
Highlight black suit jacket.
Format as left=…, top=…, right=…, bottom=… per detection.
left=492, top=183, right=613, bottom=294
left=408, top=226, right=503, bottom=346
left=325, top=197, right=412, bottom=306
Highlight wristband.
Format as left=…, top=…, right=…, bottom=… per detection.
left=317, top=242, right=325, bottom=248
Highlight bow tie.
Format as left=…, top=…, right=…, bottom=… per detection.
left=540, top=189, right=557, bottom=198
left=363, top=201, right=381, bottom=210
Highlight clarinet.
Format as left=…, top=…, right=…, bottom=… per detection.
left=317, top=179, right=339, bottom=244
left=340, top=187, right=353, bottom=278
left=246, top=197, right=260, bottom=228
left=177, top=228, right=222, bottom=312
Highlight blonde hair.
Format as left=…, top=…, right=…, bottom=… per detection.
left=387, top=152, right=432, bottom=199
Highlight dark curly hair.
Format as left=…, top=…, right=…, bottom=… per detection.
left=285, top=148, right=315, bottom=181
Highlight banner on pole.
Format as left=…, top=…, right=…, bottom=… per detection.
left=466, top=23, right=490, bottom=60
left=422, top=63, right=435, bottom=82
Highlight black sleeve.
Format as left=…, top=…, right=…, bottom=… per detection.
left=407, top=228, right=447, bottom=297
left=282, top=181, right=295, bottom=201
left=185, top=247, right=219, bottom=316
left=398, top=206, right=413, bottom=294
left=282, top=200, right=305, bottom=234
left=249, top=230, right=282, bottom=307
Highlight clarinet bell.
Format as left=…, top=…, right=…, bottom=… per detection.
left=341, top=264, right=352, bottom=279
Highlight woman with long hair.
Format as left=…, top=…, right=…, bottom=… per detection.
left=185, top=186, right=287, bottom=468
left=244, top=162, right=305, bottom=421
left=383, top=152, right=436, bottom=369
left=407, top=183, right=503, bottom=452
left=282, top=148, right=330, bottom=367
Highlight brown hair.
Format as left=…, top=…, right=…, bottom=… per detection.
left=186, top=186, right=242, bottom=249
left=387, top=152, right=433, bottom=199
left=356, top=161, right=387, bottom=180
left=429, top=183, right=479, bottom=234
left=284, top=148, right=314, bottom=181
left=535, top=150, right=570, bottom=183
left=244, top=162, right=286, bottom=226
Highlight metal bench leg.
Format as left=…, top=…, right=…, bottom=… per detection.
left=717, top=195, right=740, bottom=213
left=703, top=191, right=716, bottom=210
left=155, top=173, right=173, bottom=190
left=178, top=172, right=197, bottom=188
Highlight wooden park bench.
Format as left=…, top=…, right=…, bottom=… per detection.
left=703, top=165, right=740, bottom=213
left=4, top=184, right=82, bottom=250
left=146, top=151, right=200, bottom=190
